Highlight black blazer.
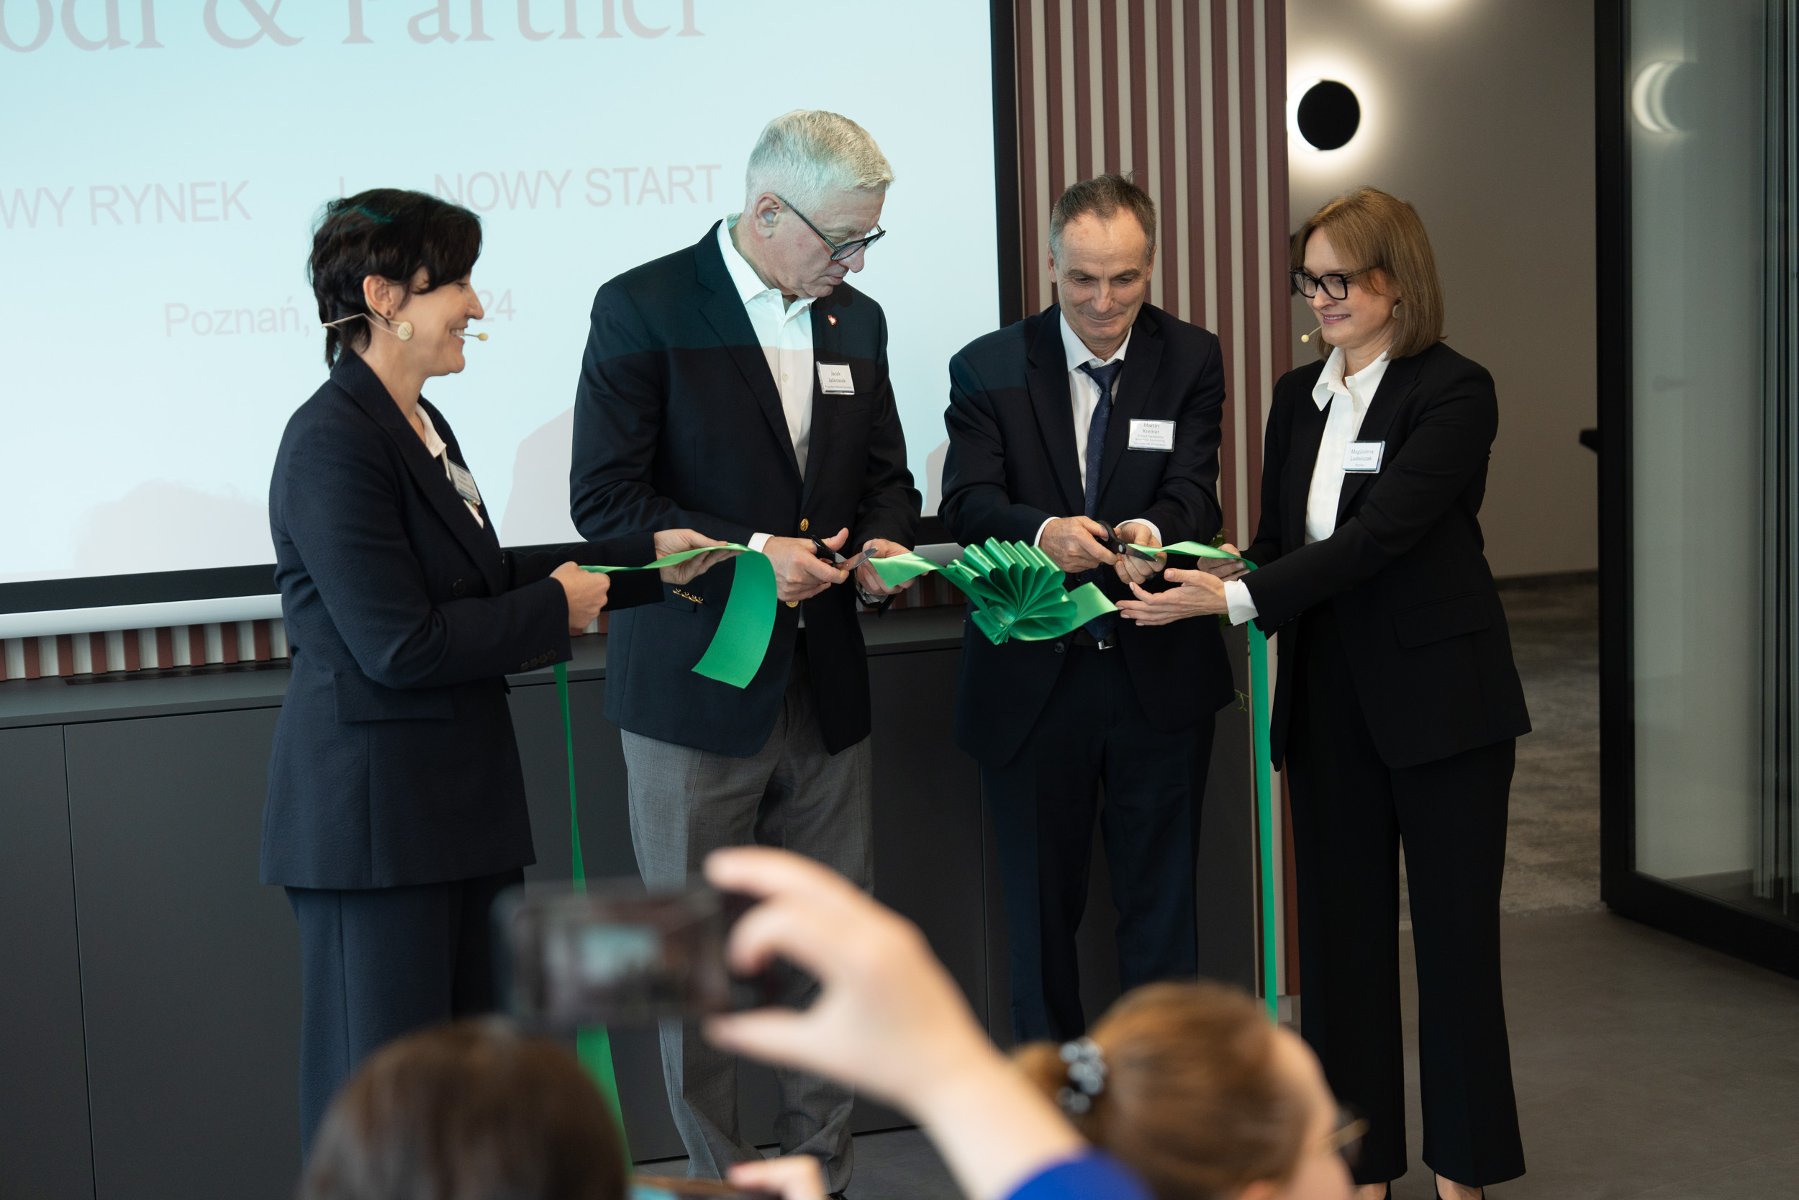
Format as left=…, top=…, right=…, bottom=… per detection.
left=261, top=352, right=658, bottom=890
left=940, top=304, right=1236, bottom=768
left=1243, top=341, right=1531, bottom=770
left=569, top=223, right=920, bottom=757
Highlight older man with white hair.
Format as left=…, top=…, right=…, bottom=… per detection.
left=570, top=110, right=920, bottom=1193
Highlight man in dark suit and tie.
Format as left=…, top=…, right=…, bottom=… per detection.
left=941, top=174, right=1235, bottom=1043
left=569, top=110, right=920, bottom=1194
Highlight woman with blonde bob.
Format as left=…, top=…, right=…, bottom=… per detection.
left=1016, top=984, right=1356, bottom=1200
left=1117, top=188, right=1529, bottom=1199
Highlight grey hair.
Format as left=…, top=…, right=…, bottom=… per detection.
left=1049, top=173, right=1157, bottom=262
left=743, top=109, right=894, bottom=212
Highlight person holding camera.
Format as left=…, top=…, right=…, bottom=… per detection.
left=1014, top=983, right=1356, bottom=1200
left=702, top=847, right=1151, bottom=1200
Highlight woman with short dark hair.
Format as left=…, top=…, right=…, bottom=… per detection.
left=264, top=188, right=730, bottom=1156
left=1118, top=187, right=1529, bottom=1200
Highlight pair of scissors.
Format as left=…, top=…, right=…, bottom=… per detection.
left=811, top=538, right=872, bottom=574
left=1094, top=522, right=1163, bottom=562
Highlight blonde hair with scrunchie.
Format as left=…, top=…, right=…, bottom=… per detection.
left=1014, top=983, right=1311, bottom=1200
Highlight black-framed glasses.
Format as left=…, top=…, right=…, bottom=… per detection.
left=1316, top=1108, right=1369, bottom=1168
left=1290, top=266, right=1372, bottom=301
left=774, top=194, right=887, bottom=262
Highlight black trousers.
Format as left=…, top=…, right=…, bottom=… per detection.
left=286, top=868, right=522, bottom=1159
left=1286, top=607, right=1524, bottom=1187
left=984, top=642, right=1211, bottom=1042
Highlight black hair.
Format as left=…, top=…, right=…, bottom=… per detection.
left=309, top=188, right=482, bottom=366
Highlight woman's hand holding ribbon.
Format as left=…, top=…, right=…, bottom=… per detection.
left=652, top=528, right=740, bottom=585
left=1190, top=541, right=1252, bottom=581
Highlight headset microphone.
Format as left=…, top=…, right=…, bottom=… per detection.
left=461, top=331, right=489, bottom=341
left=1299, top=323, right=1323, bottom=344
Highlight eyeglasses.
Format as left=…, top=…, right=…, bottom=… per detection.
left=774, top=194, right=887, bottom=263
left=1290, top=267, right=1372, bottom=301
left=1316, top=1109, right=1369, bottom=1168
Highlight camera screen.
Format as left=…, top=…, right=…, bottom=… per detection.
left=501, top=885, right=741, bottom=1028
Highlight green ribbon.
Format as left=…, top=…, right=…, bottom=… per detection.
left=582, top=543, right=769, bottom=688
left=555, top=661, right=631, bottom=1156
left=866, top=538, right=1117, bottom=645
left=553, top=540, right=770, bottom=1149
left=1246, top=619, right=1276, bottom=1021
left=1127, top=539, right=1243, bottom=562
left=572, top=535, right=1278, bottom=1018
left=1134, top=542, right=1280, bottom=1021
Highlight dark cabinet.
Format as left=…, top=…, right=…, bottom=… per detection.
left=0, top=614, right=1256, bottom=1199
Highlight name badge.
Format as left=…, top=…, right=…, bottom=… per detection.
left=1342, top=441, right=1385, bottom=473
left=816, top=362, right=855, bottom=395
left=447, top=459, right=482, bottom=506
left=1128, top=419, right=1176, bottom=451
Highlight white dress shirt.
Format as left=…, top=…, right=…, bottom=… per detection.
left=414, top=404, right=483, bottom=527
left=717, top=216, right=816, bottom=554
left=1224, top=346, right=1390, bottom=624
left=1032, top=314, right=1160, bottom=548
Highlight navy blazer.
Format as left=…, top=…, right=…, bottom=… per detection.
left=569, top=223, right=920, bottom=757
left=1243, top=341, right=1531, bottom=770
left=262, top=352, right=658, bottom=890
left=940, top=304, right=1236, bottom=767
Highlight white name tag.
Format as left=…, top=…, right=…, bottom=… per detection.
left=816, top=362, right=855, bottom=395
left=1128, top=419, right=1176, bottom=451
left=1343, top=441, right=1385, bottom=473
left=447, top=459, right=482, bottom=506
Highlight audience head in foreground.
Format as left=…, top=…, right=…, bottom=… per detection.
left=1017, top=984, right=1357, bottom=1200
left=298, top=1017, right=826, bottom=1200
left=298, top=1019, right=627, bottom=1200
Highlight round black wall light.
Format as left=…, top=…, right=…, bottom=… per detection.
left=1295, top=80, right=1361, bottom=150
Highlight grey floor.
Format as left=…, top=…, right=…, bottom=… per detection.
left=647, top=578, right=1799, bottom=1199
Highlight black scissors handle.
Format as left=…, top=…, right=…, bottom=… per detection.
left=811, top=538, right=870, bottom=573
left=1096, top=521, right=1161, bottom=561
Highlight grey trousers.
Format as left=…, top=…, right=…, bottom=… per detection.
left=621, top=650, right=873, bottom=1193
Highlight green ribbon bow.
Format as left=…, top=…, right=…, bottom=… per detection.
left=866, top=538, right=1116, bottom=644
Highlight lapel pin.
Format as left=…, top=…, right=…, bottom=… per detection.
left=827, top=314, right=837, bottom=326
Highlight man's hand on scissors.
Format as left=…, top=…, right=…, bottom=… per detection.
left=766, top=529, right=850, bottom=602
left=1111, top=521, right=1165, bottom=585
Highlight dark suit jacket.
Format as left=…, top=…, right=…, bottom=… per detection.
left=569, top=223, right=920, bottom=757
left=1243, top=341, right=1531, bottom=770
left=940, top=303, right=1236, bottom=767
left=261, top=351, right=658, bottom=890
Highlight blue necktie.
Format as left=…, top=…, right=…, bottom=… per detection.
left=1077, top=359, right=1123, bottom=517
left=1076, top=359, right=1123, bottom=641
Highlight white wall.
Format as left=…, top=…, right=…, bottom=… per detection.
left=1286, top=0, right=1598, bottom=578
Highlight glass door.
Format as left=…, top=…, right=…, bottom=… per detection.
left=1600, top=0, right=1799, bottom=970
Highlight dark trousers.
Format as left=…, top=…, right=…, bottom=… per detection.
left=286, top=868, right=522, bottom=1160
left=1286, top=607, right=1525, bottom=1187
left=984, top=642, right=1210, bottom=1042
left=621, top=641, right=870, bottom=1194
